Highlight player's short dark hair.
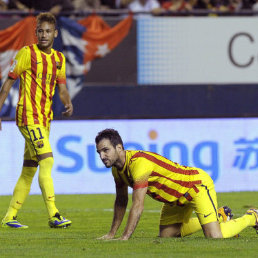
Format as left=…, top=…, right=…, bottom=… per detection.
left=36, top=12, right=56, bottom=27
left=95, top=129, right=124, bottom=149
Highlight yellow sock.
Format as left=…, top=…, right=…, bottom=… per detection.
left=38, top=157, right=58, bottom=218
left=181, top=218, right=202, bottom=237
left=220, top=214, right=255, bottom=238
left=3, top=165, right=37, bottom=221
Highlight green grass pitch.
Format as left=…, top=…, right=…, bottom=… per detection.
left=0, top=192, right=257, bottom=257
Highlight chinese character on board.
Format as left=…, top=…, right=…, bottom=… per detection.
left=233, top=138, right=258, bottom=170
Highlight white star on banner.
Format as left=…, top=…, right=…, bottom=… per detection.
left=95, top=43, right=110, bottom=57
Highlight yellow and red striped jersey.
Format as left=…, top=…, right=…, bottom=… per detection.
left=8, top=44, right=66, bottom=129
left=112, top=150, right=211, bottom=204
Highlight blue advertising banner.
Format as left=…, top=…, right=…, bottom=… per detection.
left=0, top=118, right=258, bottom=195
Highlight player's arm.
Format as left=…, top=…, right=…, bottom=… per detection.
left=98, top=183, right=128, bottom=240
left=120, top=185, right=147, bottom=240
left=0, top=77, right=16, bottom=130
left=57, top=83, right=73, bottom=117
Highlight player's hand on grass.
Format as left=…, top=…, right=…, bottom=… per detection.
left=112, top=237, right=128, bottom=241
left=62, top=103, right=73, bottom=117
left=104, top=235, right=129, bottom=241
left=97, top=233, right=115, bottom=240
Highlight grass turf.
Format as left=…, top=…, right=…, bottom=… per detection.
left=0, top=192, right=257, bottom=257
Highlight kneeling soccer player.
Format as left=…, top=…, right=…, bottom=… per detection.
left=95, top=128, right=258, bottom=240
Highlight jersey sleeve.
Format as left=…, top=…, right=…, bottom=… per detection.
left=129, top=157, right=153, bottom=190
left=56, top=52, right=66, bottom=85
left=8, top=46, right=30, bottom=79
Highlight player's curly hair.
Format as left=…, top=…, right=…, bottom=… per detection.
left=95, top=129, right=124, bottom=149
left=36, top=12, right=56, bottom=27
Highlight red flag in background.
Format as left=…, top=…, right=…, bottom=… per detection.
left=0, top=16, right=36, bottom=52
left=0, top=16, right=37, bottom=80
left=78, top=14, right=133, bottom=71
left=0, top=16, right=36, bottom=117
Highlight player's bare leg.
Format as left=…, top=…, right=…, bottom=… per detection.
left=159, top=223, right=182, bottom=237
left=202, top=221, right=223, bottom=238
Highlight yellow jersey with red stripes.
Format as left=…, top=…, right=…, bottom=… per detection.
left=112, top=150, right=211, bottom=205
left=8, top=44, right=66, bottom=129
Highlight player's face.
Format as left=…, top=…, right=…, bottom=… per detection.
left=36, top=22, right=57, bottom=53
left=96, top=139, right=120, bottom=168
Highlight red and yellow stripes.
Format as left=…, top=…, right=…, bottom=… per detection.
left=129, top=151, right=202, bottom=203
left=14, top=44, right=65, bottom=128
left=40, top=53, right=47, bottom=127
left=131, top=152, right=199, bottom=175
left=29, top=45, right=39, bottom=125
left=150, top=171, right=201, bottom=188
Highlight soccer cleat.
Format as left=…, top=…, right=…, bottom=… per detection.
left=218, top=206, right=233, bottom=222
left=48, top=213, right=72, bottom=228
left=246, top=208, right=258, bottom=234
left=1, top=217, right=28, bottom=229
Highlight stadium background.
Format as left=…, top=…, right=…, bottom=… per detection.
left=1, top=14, right=258, bottom=195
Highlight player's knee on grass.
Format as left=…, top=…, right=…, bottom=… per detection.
left=159, top=223, right=182, bottom=238
left=202, top=221, right=223, bottom=238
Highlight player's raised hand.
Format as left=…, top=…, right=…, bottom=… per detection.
left=62, top=103, right=73, bottom=117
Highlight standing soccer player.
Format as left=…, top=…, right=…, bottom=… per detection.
left=0, top=12, right=73, bottom=228
left=95, top=129, right=258, bottom=240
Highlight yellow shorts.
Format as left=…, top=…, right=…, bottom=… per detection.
left=19, top=125, right=52, bottom=161
left=160, top=171, right=218, bottom=226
